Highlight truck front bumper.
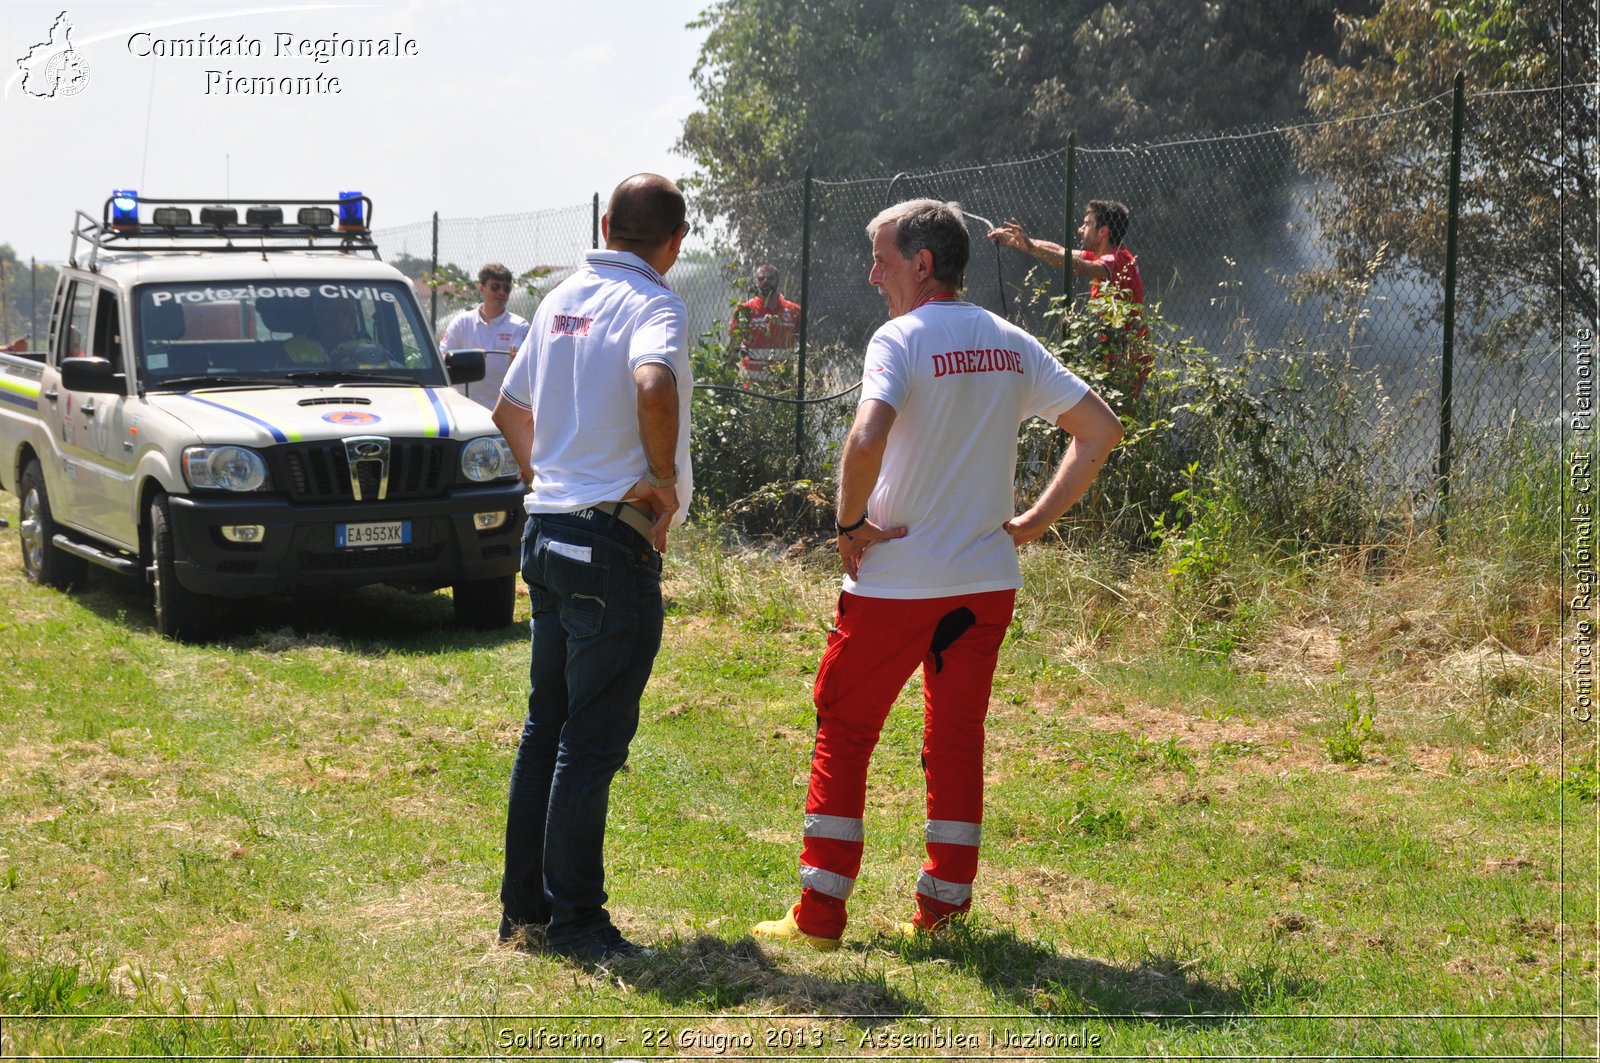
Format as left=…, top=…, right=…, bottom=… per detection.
left=165, top=484, right=526, bottom=598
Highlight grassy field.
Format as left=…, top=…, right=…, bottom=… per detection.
left=0, top=495, right=1594, bottom=1059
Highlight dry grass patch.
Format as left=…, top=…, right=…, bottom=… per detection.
left=984, top=866, right=1129, bottom=926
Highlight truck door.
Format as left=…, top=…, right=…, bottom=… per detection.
left=39, top=279, right=92, bottom=525
left=50, top=282, right=138, bottom=546
left=79, top=285, right=139, bottom=544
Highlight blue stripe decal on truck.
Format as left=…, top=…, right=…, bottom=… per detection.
left=424, top=387, right=451, bottom=438
left=181, top=394, right=289, bottom=443
left=0, top=388, right=40, bottom=412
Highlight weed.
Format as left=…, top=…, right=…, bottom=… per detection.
left=1563, top=760, right=1600, bottom=802
left=1066, top=798, right=1129, bottom=839
left=1325, top=687, right=1376, bottom=764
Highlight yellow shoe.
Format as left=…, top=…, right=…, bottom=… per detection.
left=752, top=904, right=842, bottom=951
left=895, top=912, right=962, bottom=939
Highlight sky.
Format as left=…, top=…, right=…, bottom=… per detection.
left=0, top=1, right=712, bottom=263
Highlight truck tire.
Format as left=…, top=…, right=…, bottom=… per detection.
left=149, top=494, right=217, bottom=641
left=453, top=574, right=516, bottom=630
left=17, top=459, right=87, bottom=590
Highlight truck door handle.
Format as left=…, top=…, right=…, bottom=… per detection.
left=80, top=400, right=98, bottom=417
left=42, top=388, right=58, bottom=402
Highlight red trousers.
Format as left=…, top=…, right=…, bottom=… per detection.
left=795, top=588, right=1015, bottom=938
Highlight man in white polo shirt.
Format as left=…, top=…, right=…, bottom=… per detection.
left=753, top=199, right=1123, bottom=948
left=441, top=262, right=531, bottom=410
left=492, top=174, right=693, bottom=965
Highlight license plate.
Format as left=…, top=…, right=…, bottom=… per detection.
left=336, top=521, right=411, bottom=548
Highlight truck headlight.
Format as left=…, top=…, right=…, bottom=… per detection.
left=460, top=437, right=518, bottom=483
left=183, top=445, right=270, bottom=491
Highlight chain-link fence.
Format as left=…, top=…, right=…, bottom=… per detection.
left=4, top=85, right=1575, bottom=538
left=349, top=83, right=1579, bottom=537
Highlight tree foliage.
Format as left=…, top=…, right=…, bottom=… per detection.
left=1293, top=0, right=1597, bottom=335
left=678, top=0, right=1359, bottom=217
left=0, top=244, right=58, bottom=348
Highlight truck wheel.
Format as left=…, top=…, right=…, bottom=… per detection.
left=17, top=459, right=87, bottom=590
left=149, top=494, right=216, bottom=641
left=453, top=574, right=515, bottom=630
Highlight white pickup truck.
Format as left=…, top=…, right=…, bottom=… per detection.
left=0, top=192, right=526, bottom=640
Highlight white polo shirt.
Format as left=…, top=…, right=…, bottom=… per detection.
left=499, top=250, right=694, bottom=524
left=441, top=305, right=531, bottom=410
left=845, top=299, right=1088, bottom=599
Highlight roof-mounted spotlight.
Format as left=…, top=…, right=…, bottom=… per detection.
left=199, top=205, right=239, bottom=228
left=151, top=207, right=192, bottom=228
left=298, top=206, right=336, bottom=228
left=245, top=205, right=284, bottom=227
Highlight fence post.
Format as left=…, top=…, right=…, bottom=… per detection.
left=429, top=211, right=439, bottom=333
left=592, top=193, right=600, bottom=250
left=30, top=257, right=37, bottom=345
left=794, top=166, right=814, bottom=474
left=1063, top=133, right=1077, bottom=308
left=1437, top=71, right=1465, bottom=539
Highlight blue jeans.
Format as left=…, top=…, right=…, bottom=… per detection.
left=500, top=509, right=663, bottom=951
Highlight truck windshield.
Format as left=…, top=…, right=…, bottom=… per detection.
left=134, top=281, right=446, bottom=388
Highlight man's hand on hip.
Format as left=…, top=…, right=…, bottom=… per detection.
left=1002, top=510, right=1053, bottom=547
left=628, top=478, right=679, bottom=553
left=836, top=520, right=907, bottom=580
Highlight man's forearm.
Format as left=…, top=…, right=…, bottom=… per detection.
left=1006, top=393, right=1124, bottom=546
left=1031, top=435, right=1116, bottom=522
left=491, top=399, right=536, bottom=483
left=1025, top=238, right=1068, bottom=269
left=836, top=401, right=895, bottom=522
left=836, top=434, right=883, bottom=525
left=635, top=366, right=680, bottom=477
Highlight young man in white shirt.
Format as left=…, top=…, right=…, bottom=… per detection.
left=754, top=199, right=1124, bottom=948
left=441, top=263, right=531, bottom=410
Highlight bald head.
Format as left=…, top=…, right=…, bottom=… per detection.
left=605, top=174, right=687, bottom=253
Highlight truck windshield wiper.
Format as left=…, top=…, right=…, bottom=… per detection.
left=151, top=375, right=284, bottom=391
left=283, top=370, right=417, bottom=385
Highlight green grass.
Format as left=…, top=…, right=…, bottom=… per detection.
left=0, top=493, right=1594, bottom=1058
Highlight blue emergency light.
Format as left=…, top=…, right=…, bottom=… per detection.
left=338, top=191, right=365, bottom=231
left=110, top=189, right=140, bottom=231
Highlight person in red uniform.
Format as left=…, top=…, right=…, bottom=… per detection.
left=989, top=199, right=1151, bottom=403
left=751, top=199, right=1123, bottom=948
left=728, top=263, right=801, bottom=378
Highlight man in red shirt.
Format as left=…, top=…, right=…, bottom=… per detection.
left=728, top=263, right=801, bottom=379
left=989, top=200, right=1150, bottom=403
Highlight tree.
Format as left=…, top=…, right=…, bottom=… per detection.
left=678, top=0, right=1360, bottom=217
left=0, top=244, right=58, bottom=348
left=1293, top=0, right=1597, bottom=336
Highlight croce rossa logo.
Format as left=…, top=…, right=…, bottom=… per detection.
left=17, top=10, right=91, bottom=98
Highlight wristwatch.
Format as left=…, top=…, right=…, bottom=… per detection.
left=646, top=464, right=678, bottom=489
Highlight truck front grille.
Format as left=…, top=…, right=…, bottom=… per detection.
left=275, top=439, right=451, bottom=502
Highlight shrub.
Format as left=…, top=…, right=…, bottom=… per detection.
left=688, top=332, right=856, bottom=537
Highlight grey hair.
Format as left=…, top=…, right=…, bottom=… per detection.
left=866, top=198, right=969, bottom=287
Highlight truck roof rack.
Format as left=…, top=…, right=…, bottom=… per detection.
left=70, top=192, right=381, bottom=270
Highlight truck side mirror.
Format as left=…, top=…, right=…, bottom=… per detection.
left=445, top=348, right=486, bottom=385
left=60, top=356, right=124, bottom=394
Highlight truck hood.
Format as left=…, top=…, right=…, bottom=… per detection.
left=145, top=386, right=493, bottom=446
